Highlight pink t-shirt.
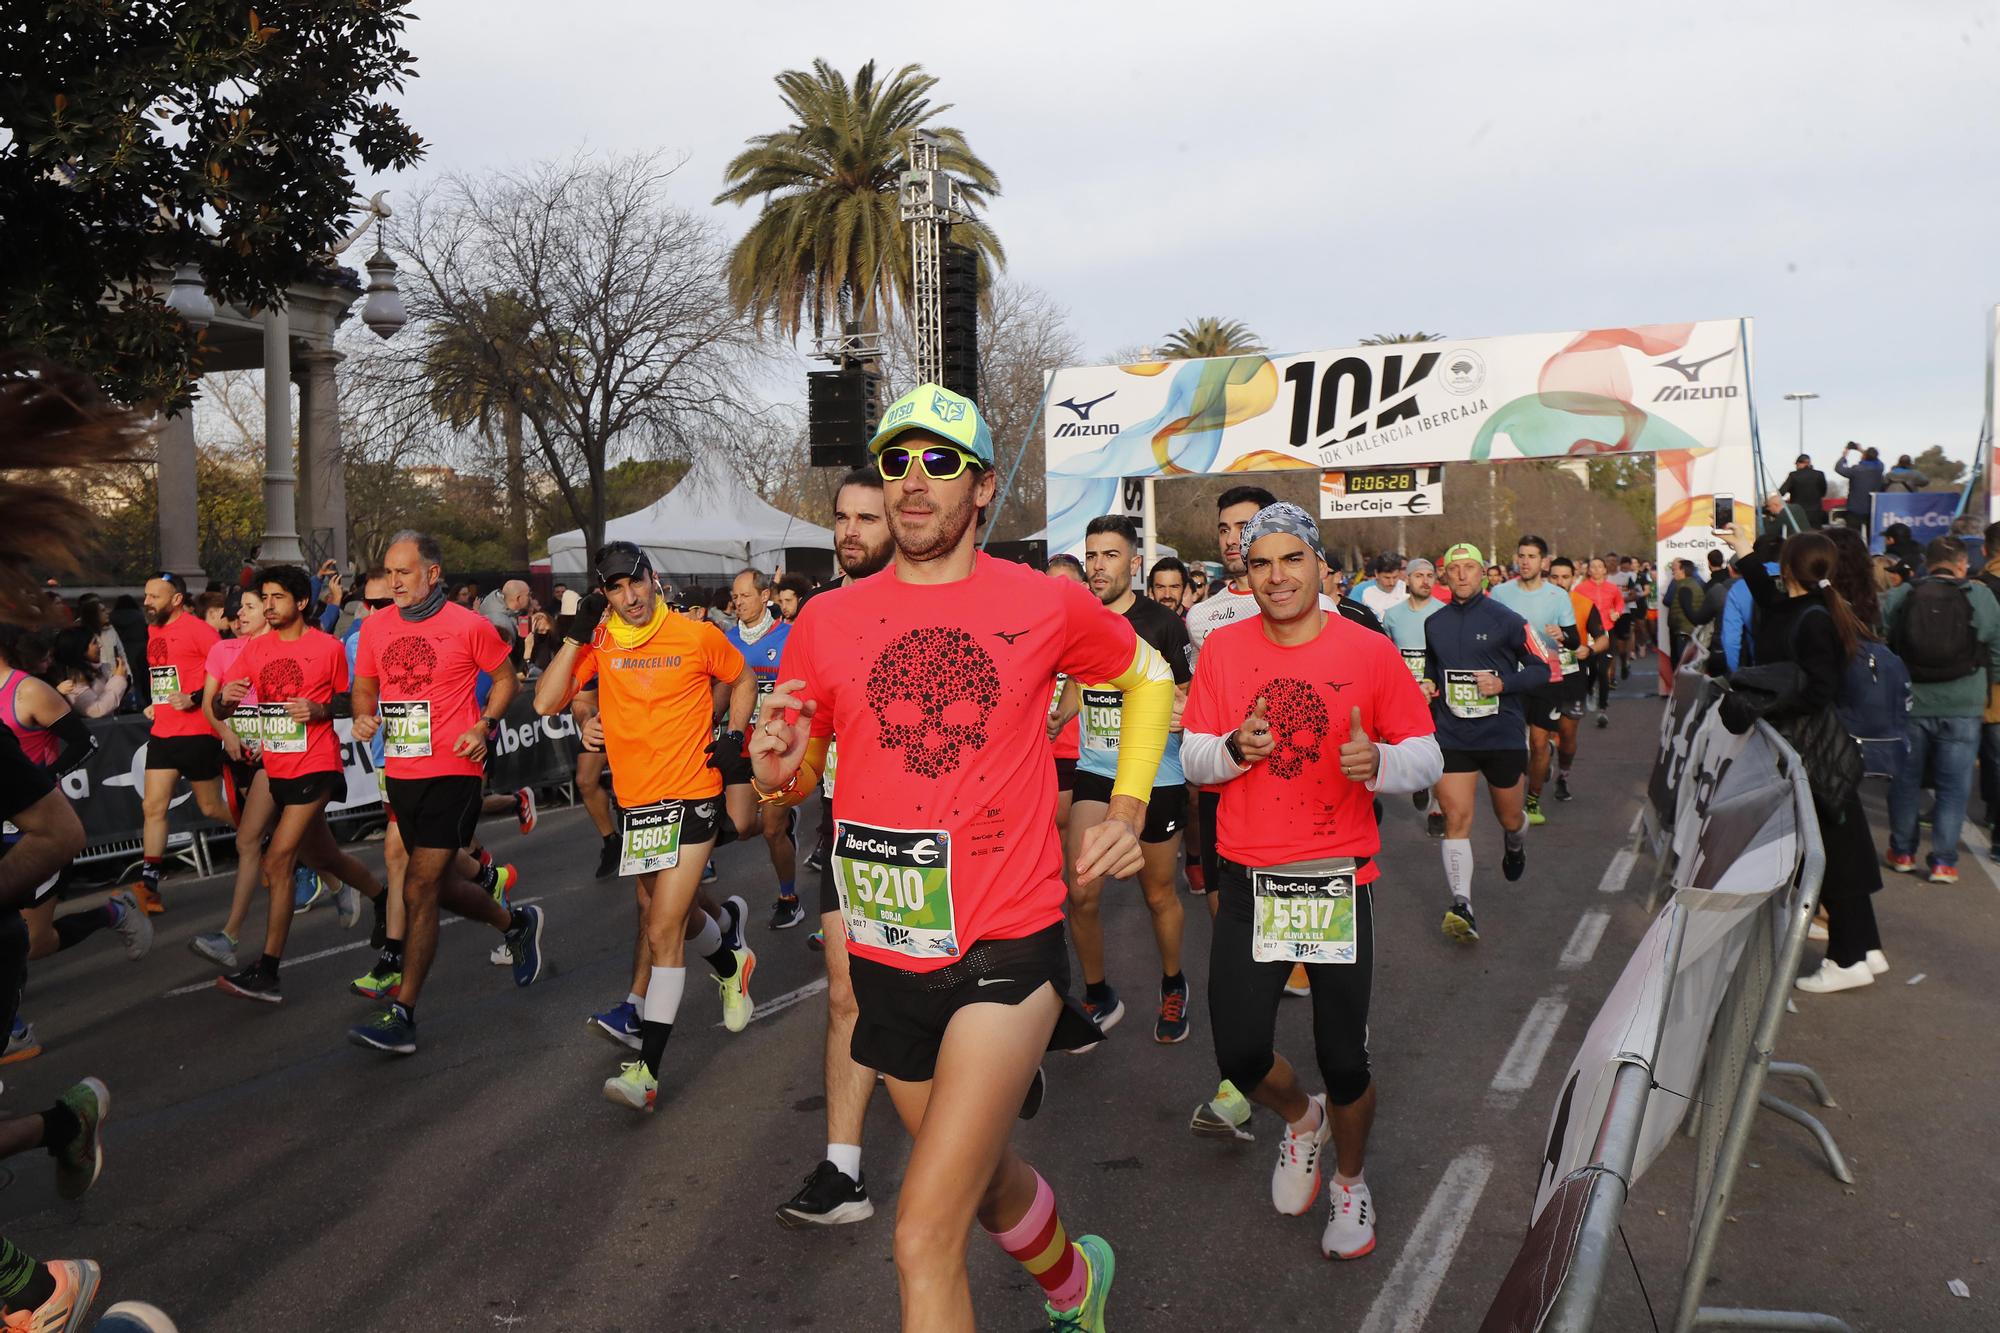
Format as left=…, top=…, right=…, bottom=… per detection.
left=147, top=612, right=221, bottom=738
left=230, top=627, right=348, bottom=779
left=781, top=554, right=1138, bottom=972
left=355, top=602, right=511, bottom=780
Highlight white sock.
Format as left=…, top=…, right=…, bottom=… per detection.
left=625, top=991, right=643, bottom=1008
left=1287, top=1096, right=1324, bottom=1137
left=1334, top=1169, right=1365, bottom=1189
left=688, top=909, right=722, bottom=960
left=827, top=1143, right=863, bottom=1178
left=1443, top=838, right=1473, bottom=906
left=642, top=966, right=686, bottom=1026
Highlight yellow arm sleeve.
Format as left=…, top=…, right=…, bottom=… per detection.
left=1105, top=640, right=1174, bottom=802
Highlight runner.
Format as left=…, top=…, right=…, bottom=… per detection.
left=1380, top=558, right=1447, bottom=838
left=1424, top=543, right=1555, bottom=943
left=534, top=542, right=758, bottom=1111
left=1146, top=557, right=1190, bottom=614
left=1181, top=502, right=1439, bottom=1261
left=348, top=531, right=547, bottom=1055
left=1067, top=515, right=1195, bottom=1046
left=135, top=572, right=235, bottom=913
left=752, top=383, right=1172, bottom=1330
left=727, top=568, right=803, bottom=930
left=1573, top=556, right=1625, bottom=728
left=777, top=465, right=898, bottom=1228
left=210, top=566, right=388, bottom=1003
left=1546, top=557, right=1611, bottom=801
left=1487, top=536, right=1578, bottom=828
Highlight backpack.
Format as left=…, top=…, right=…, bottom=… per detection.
left=1837, top=638, right=1913, bottom=778
left=1890, top=578, right=1979, bottom=683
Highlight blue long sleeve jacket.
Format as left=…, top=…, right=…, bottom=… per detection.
left=1422, top=593, right=1551, bottom=750
left=1720, top=563, right=1778, bottom=670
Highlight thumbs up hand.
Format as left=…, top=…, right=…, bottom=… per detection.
left=1233, top=696, right=1275, bottom=765
left=1338, top=705, right=1379, bottom=784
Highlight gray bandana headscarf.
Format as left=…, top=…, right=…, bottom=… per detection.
left=1240, top=502, right=1326, bottom=563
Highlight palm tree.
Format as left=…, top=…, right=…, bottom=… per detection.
left=422, top=293, right=543, bottom=569
left=1358, top=331, right=1446, bottom=345
left=714, top=59, right=1004, bottom=338
left=1160, top=317, right=1264, bottom=359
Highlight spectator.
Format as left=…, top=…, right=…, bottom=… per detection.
left=1880, top=522, right=1922, bottom=570
left=1834, top=443, right=1885, bottom=528
left=1689, top=550, right=1732, bottom=670
left=452, top=581, right=479, bottom=609
left=47, top=626, right=127, bottom=717
left=109, top=593, right=149, bottom=706
left=1666, top=558, right=1703, bottom=666
left=478, top=579, right=531, bottom=666
left=1883, top=536, right=2000, bottom=887
left=1977, top=522, right=2000, bottom=841
left=1779, top=453, right=1829, bottom=527
left=237, top=544, right=262, bottom=589
left=1187, top=562, right=1211, bottom=604
left=1884, top=454, right=1927, bottom=493
left=1825, top=526, right=1885, bottom=638
left=73, top=595, right=129, bottom=684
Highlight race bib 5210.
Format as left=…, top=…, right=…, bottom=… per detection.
left=833, top=821, right=956, bottom=959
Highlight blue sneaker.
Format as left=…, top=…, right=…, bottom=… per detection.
left=348, top=1003, right=416, bottom=1055
left=292, top=867, right=328, bottom=914
left=701, top=859, right=717, bottom=885
left=590, top=1000, right=642, bottom=1051
left=507, top=904, right=546, bottom=987
left=1048, top=1233, right=1115, bottom=1331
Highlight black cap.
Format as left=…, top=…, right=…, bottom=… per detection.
left=592, top=541, right=651, bottom=587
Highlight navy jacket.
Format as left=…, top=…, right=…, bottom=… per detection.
left=1834, top=453, right=1884, bottom=516
left=1422, top=593, right=1551, bottom=750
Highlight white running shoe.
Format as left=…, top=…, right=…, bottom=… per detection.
left=335, top=883, right=362, bottom=928
left=489, top=942, right=512, bottom=966
left=1321, top=1180, right=1377, bottom=1260
left=110, top=891, right=152, bottom=960
left=1864, top=949, right=1889, bottom=976
left=1795, top=958, right=1873, bottom=993
left=1270, top=1095, right=1331, bottom=1216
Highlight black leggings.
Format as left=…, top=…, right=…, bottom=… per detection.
left=1208, top=861, right=1374, bottom=1106
left=1825, top=894, right=1881, bottom=968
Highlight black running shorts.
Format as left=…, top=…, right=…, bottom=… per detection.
left=1055, top=756, right=1076, bottom=794
left=1522, top=688, right=1565, bottom=731
left=384, top=775, right=482, bottom=851
left=1070, top=771, right=1187, bottom=844
left=1441, top=747, right=1528, bottom=788
left=145, top=733, right=222, bottom=782
left=846, top=923, right=1100, bottom=1083
left=269, top=769, right=347, bottom=808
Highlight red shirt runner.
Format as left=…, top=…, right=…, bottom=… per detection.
left=147, top=612, right=221, bottom=739
left=781, top=554, right=1138, bottom=972
left=1183, top=613, right=1434, bottom=880
left=355, top=603, right=512, bottom=781
left=229, top=628, right=348, bottom=779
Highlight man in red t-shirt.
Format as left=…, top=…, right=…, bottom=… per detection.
left=750, top=384, right=1174, bottom=1329
left=212, top=566, right=387, bottom=1004
left=136, top=572, right=235, bottom=913
left=348, top=531, right=546, bottom=1056
left=1182, top=502, right=1441, bottom=1266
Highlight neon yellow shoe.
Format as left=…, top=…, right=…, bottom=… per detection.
left=717, top=945, right=756, bottom=1033
left=1191, top=1079, right=1255, bottom=1141
left=604, top=1060, right=657, bottom=1112
left=1047, top=1234, right=1114, bottom=1332
left=350, top=964, right=401, bottom=1000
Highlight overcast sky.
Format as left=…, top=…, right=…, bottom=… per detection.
left=378, top=0, right=2000, bottom=488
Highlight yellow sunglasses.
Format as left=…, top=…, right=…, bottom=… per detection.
left=878, top=443, right=980, bottom=482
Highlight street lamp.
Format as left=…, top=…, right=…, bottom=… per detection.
left=1783, top=391, right=1819, bottom=460
left=164, top=262, right=215, bottom=327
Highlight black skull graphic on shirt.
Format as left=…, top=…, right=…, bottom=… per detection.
left=379, top=634, right=437, bottom=696
left=865, top=627, right=1002, bottom=778
left=1258, top=676, right=1329, bottom=781
left=258, top=657, right=306, bottom=703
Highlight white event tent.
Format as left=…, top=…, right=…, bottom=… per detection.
left=545, top=454, right=833, bottom=579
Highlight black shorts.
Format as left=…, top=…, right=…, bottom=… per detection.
left=846, top=923, right=1100, bottom=1083
left=612, top=795, right=720, bottom=877
left=146, top=733, right=222, bottom=782
left=1055, top=757, right=1077, bottom=794
left=1197, top=788, right=1221, bottom=891
left=1558, top=673, right=1590, bottom=717
left=384, top=775, right=483, bottom=851
left=1523, top=689, right=1565, bottom=731
left=1070, top=771, right=1188, bottom=844
left=268, top=770, right=347, bottom=808
left=1442, top=747, right=1528, bottom=788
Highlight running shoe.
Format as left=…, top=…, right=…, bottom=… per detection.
left=604, top=1060, right=658, bottom=1111
left=1595, top=711, right=1609, bottom=730
left=1, top=1018, right=42, bottom=1066
left=1928, top=861, right=1960, bottom=885
left=507, top=904, right=546, bottom=987
left=291, top=867, right=328, bottom=914
left=1553, top=774, right=1572, bottom=803
left=132, top=879, right=164, bottom=915
left=803, top=846, right=826, bottom=874
left=489, top=863, right=519, bottom=908
left=717, top=941, right=756, bottom=1033
left=1425, top=811, right=1445, bottom=839
left=722, top=895, right=748, bottom=951
left=109, top=890, right=153, bottom=960
left=216, top=967, right=281, bottom=1005
left=594, top=835, right=619, bottom=879
left=335, top=882, right=362, bottom=928
left=1410, top=790, right=1429, bottom=812
left=768, top=895, right=805, bottom=931
left=189, top=930, right=237, bottom=970
left=1884, top=850, right=1917, bottom=874
left=1191, top=1080, right=1256, bottom=1141
left=1524, top=793, right=1545, bottom=827
left=348, top=1004, right=417, bottom=1055
left=1048, top=1234, right=1115, bottom=1333
left=1155, top=978, right=1190, bottom=1044
left=776, top=1160, right=874, bottom=1229
left=807, top=929, right=825, bottom=953
left=1284, top=964, right=1310, bottom=997
left=1321, top=1180, right=1377, bottom=1260
left=51, top=1077, right=109, bottom=1200
left=701, top=859, right=717, bottom=885
left=1020, top=1065, right=1047, bottom=1121
left=1502, top=841, right=1526, bottom=881
left=1270, top=1095, right=1331, bottom=1215
left=1442, top=899, right=1479, bottom=943
left=515, top=787, right=538, bottom=835
left=489, top=942, right=512, bottom=966
left=1070, top=988, right=1124, bottom=1054
left=590, top=1000, right=642, bottom=1051
left=93, top=1301, right=178, bottom=1332
left=349, top=963, right=402, bottom=1001
left=10, top=1259, right=99, bottom=1332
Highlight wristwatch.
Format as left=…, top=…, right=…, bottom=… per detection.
left=1225, top=734, right=1246, bottom=766
left=483, top=716, right=502, bottom=739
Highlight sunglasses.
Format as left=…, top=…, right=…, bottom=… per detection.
left=363, top=596, right=394, bottom=610
left=877, top=444, right=979, bottom=482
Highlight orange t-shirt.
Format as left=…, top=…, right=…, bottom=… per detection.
left=570, top=613, right=745, bottom=807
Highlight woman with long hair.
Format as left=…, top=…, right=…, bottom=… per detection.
left=1724, top=526, right=1887, bottom=992
left=1823, top=525, right=1883, bottom=637
left=48, top=627, right=127, bottom=719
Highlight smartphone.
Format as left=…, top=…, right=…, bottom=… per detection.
left=1712, top=493, right=1734, bottom=531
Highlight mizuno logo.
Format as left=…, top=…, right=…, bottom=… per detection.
left=994, top=629, right=1030, bottom=645
left=1056, top=391, right=1115, bottom=421
left=1657, top=348, right=1733, bottom=382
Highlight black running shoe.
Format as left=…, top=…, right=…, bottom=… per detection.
left=1503, top=841, right=1526, bottom=882
left=776, top=1160, right=874, bottom=1229
left=1441, top=900, right=1479, bottom=943
left=1410, top=790, right=1429, bottom=812
left=1019, top=1064, right=1047, bottom=1120
left=769, top=895, right=805, bottom=930
left=595, top=835, right=618, bottom=880
left=803, top=847, right=826, bottom=873
left=1425, top=811, right=1445, bottom=839
left=217, top=966, right=281, bottom=1004
left=1553, top=775, right=1572, bottom=802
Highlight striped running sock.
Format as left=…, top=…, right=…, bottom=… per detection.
left=985, top=1169, right=1088, bottom=1311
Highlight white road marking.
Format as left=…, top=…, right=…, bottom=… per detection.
left=1356, top=1147, right=1497, bottom=1333
left=1957, top=824, right=1997, bottom=891
left=1490, top=993, right=1568, bottom=1094
left=1558, top=910, right=1612, bottom=970
left=1629, top=807, right=1646, bottom=837
left=720, top=975, right=827, bottom=1027
left=1596, top=847, right=1638, bottom=895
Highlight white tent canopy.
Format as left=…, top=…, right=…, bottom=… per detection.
left=545, top=454, right=833, bottom=578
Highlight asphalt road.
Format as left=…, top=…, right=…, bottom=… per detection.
left=3, top=678, right=1992, bottom=1331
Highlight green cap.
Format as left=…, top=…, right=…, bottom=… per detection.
left=868, top=383, right=995, bottom=467
left=1441, top=542, right=1485, bottom=568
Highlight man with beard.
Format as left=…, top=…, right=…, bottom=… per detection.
left=778, top=465, right=899, bottom=1228
left=134, top=573, right=236, bottom=913
left=753, top=385, right=1172, bottom=1330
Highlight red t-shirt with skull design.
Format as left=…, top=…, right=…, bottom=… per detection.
left=355, top=602, right=513, bottom=781
left=1182, top=611, right=1434, bottom=880
left=227, top=626, right=348, bottom=779
left=781, top=554, right=1140, bottom=973
left=146, top=611, right=221, bottom=739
